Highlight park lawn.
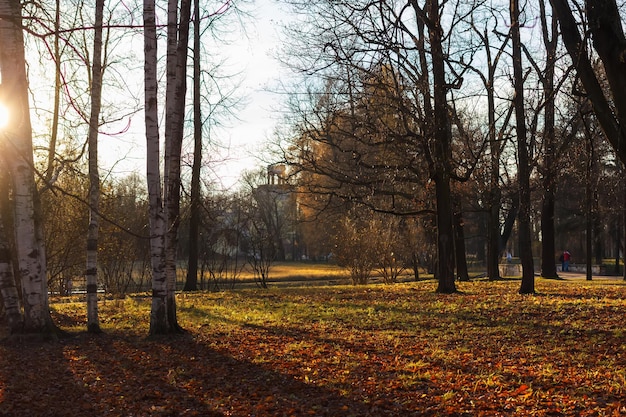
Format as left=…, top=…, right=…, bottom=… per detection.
left=237, top=261, right=350, bottom=284
left=1, top=279, right=626, bottom=416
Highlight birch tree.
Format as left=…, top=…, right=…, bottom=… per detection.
left=0, top=170, right=21, bottom=333
left=0, top=0, right=54, bottom=333
left=144, top=0, right=169, bottom=334
left=162, top=0, right=192, bottom=333
left=146, top=0, right=191, bottom=334
left=85, top=0, right=105, bottom=333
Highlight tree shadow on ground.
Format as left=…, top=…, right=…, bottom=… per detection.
left=0, top=331, right=387, bottom=416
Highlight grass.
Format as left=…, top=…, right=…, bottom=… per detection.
left=236, top=261, right=350, bottom=284
left=26, top=276, right=626, bottom=415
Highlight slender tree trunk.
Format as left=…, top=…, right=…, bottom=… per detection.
left=412, top=252, right=420, bottom=281
left=162, top=0, right=192, bottom=332
left=469, top=20, right=512, bottom=281
left=184, top=0, right=202, bottom=292
left=46, top=0, right=62, bottom=183
left=0, top=0, right=54, bottom=333
left=454, top=209, right=469, bottom=282
left=585, top=209, right=593, bottom=280
left=511, top=0, right=535, bottom=294
left=500, top=195, right=518, bottom=253
left=85, top=0, right=105, bottom=333
left=615, top=218, right=621, bottom=275
left=585, top=155, right=593, bottom=281
left=487, top=181, right=501, bottom=281
left=144, top=0, right=169, bottom=335
left=622, top=177, right=626, bottom=281
left=485, top=38, right=503, bottom=282
left=585, top=122, right=594, bottom=281
left=162, top=0, right=179, bottom=328
left=594, top=214, right=603, bottom=265
left=539, top=0, right=559, bottom=279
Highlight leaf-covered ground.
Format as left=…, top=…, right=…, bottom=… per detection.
left=1, top=278, right=626, bottom=416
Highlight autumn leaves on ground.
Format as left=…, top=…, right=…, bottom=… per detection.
left=1, top=277, right=626, bottom=416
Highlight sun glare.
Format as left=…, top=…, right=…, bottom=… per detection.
left=0, top=104, right=9, bottom=129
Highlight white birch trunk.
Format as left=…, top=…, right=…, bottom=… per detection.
left=86, top=0, right=105, bottom=333
left=163, top=0, right=181, bottom=332
left=0, top=186, right=23, bottom=332
left=146, top=0, right=191, bottom=334
left=145, top=0, right=169, bottom=334
left=162, top=0, right=191, bottom=333
left=0, top=0, right=52, bottom=332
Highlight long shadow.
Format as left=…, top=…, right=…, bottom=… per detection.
left=0, top=336, right=98, bottom=416
left=69, top=331, right=394, bottom=416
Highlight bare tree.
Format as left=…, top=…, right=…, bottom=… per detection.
left=333, top=211, right=377, bottom=285
left=184, top=0, right=241, bottom=291
left=537, top=0, right=560, bottom=279
left=510, top=0, right=535, bottom=294
left=466, top=4, right=514, bottom=281
left=550, top=0, right=626, bottom=165
left=183, top=0, right=203, bottom=292
left=280, top=0, right=490, bottom=293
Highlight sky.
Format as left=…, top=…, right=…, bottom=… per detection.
left=86, top=0, right=290, bottom=190
left=214, top=0, right=290, bottom=189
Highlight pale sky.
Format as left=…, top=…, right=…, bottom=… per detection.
left=87, top=0, right=290, bottom=190
left=215, top=0, right=288, bottom=189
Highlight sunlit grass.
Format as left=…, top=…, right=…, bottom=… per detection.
left=236, top=261, right=349, bottom=282
left=48, top=277, right=626, bottom=414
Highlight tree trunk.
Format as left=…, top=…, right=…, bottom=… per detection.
left=585, top=205, right=593, bottom=281
left=429, top=0, right=456, bottom=294
left=85, top=0, right=105, bottom=333
left=585, top=124, right=594, bottom=281
left=46, top=0, right=62, bottom=184
left=499, top=194, right=519, bottom=254
left=454, top=210, right=469, bottom=282
left=184, top=0, right=202, bottom=292
left=412, top=252, right=420, bottom=281
left=163, top=0, right=192, bottom=333
left=550, top=0, right=626, bottom=165
left=539, top=0, right=559, bottom=279
left=622, top=178, right=626, bottom=281
left=511, top=0, right=535, bottom=294
left=614, top=218, right=621, bottom=275
left=0, top=0, right=54, bottom=333
left=483, top=28, right=507, bottom=282
left=0, top=172, right=22, bottom=333
left=144, top=0, right=169, bottom=335
left=0, top=235, right=21, bottom=333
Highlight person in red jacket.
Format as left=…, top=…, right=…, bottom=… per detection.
left=561, top=250, right=571, bottom=272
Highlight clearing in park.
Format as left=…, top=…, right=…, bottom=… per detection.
left=0, top=268, right=624, bottom=416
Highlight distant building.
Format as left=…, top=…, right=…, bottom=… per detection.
left=252, top=164, right=298, bottom=260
